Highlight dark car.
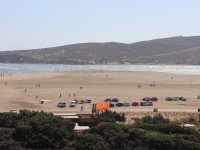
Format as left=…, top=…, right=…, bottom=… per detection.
left=115, top=102, right=123, bottom=107
left=111, top=98, right=119, bottom=102
left=142, top=97, right=151, bottom=101
left=123, top=102, right=130, bottom=107
left=131, top=102, right=139, bottom=106
left=110, top=103, right=115, bottom=107
left=105, top=98, right=112, bottom=102
left=140, top=101, right=153, bottom=106
left=165, top=97, right=174, bottom=101
left=150, top=97, right=158, bottom=101
left=165, top=96, right=179, bottom=101
left=179, top=97, right=187, bottom=101
left=147, top=101, right=153, bottom=106
left=57, top=102, right=66, bottom=107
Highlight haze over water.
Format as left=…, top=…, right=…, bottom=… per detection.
left=0, top=63, right=200, bottom=74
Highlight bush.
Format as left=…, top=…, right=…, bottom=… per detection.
left=12, top=110, right=75, bottom=149
left=69, top=133, right=109, bottom=150
left=144, top=132, right=179, bottom=149
left=179, top=140, right=200, bottom=150
left=89, top=122, right=129, bottom=149
left=0, top=128, right=22, bottom=150
left=96, top=110, right=126, bottom=122
left=140, top=114, right=170, bottom=124
left=134, top=122, right=197, bottom=135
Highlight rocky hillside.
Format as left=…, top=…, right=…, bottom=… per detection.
left=1, top=36, right=200, bottom=65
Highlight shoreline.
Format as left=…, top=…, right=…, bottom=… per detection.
left=1, top=64, right=200, bottom=74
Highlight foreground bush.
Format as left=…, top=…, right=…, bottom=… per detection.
left=0, top=111, right=200, bottom=149
left=96, top=109, right=126, bottom=122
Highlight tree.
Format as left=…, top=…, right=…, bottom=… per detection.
left=0, top=128, right=22, bottom=150
left=140, top=114, right=169, bottom=124
left=70, top=133, right=109, bottom=150
left=12, top=110, right=75, bottom=149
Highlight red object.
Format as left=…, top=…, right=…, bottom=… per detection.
left=131, top=102, right=139, bottom=106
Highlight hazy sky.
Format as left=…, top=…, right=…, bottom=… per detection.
left=0, top=0, right=200, bottom=51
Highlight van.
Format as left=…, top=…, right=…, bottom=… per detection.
left=40, top=100, right=50, bottom=104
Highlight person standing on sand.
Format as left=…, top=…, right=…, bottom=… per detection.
left=81, top=106, right=83, bottom=111
left=59, top=94, right=61, bottom=98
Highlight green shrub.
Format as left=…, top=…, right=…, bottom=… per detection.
left=69, top=133, right=109, bottom=150
left=140, top=114, right=169, bottom=124
left=96, top=110, right=126, bottom=122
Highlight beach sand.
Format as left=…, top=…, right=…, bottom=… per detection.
left=1, top=70, right=200, bottom=122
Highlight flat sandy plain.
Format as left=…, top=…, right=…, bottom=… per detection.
left=1, top=70, right=200, bottom=122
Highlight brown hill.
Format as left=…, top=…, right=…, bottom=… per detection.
left=1, top=36, right=200, bottom=65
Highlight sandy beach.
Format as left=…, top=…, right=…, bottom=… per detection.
left=1, top=70, right=200, bottom=122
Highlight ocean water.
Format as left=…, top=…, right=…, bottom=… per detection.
left=0, top=63, right=200, bottom=74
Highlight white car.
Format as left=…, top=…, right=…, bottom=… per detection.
left=10, top=109, right=17, bottom=113
left=69, top=101, right=76, bottom=107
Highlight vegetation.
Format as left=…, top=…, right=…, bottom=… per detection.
left=96, top=109, right=126, bottom=122
left=0, top=110, right=75, bottom=149
left=1, top=36, right=200, bottom=65
left=0, top=110, right=200, bottom=149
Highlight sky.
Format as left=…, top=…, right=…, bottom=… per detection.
left=0, top=0, right=200, bottom=51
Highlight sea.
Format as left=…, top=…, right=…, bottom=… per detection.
left=0, top=63, right=200, bottom=74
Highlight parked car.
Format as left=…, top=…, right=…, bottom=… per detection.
left=140, top=101, right=153, bottom=106
left=85, top=99, right=91, bottom=103
left=10, top=108, right=17, bottom=113
left=115, top=102, right=123, bottom=107
left=143, top=97, right=151, bottom=101
left=111, top=98, right=119, bottom=102
left=165, top=97, right=174, bottom=101
left=57, top=102, right=66, bottom=107
left=110, top=103, right=115, bottom=107
left=131, top=102, right=139, bottom=106
left=165, top=96, right=179, bottom=101
left=40, top=99, right=50, bottom=104
left=123, top=102, right=130, bottom=107
left=173, top=97, right=179, bottom=101
left=179, top=97, right=187, bottom=101
left=72, top=99, right=78, bottom=104
left=78, top=100, right=85, bottom=104
left=105, top=98, right=112, bottom=102
left=69, top=101, right=76, bottom=107
left=197, top=96, right=200, bottom=99
left=147, top=101, right=153, bottom=106
left=150, top=97, right=158, bottom=101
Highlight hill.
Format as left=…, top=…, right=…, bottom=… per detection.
left=1, top=36, right=200, bottom=65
